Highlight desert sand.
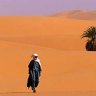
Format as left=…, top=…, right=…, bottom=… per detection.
left=0, top=14, right=96, bottom=95
left=53, top=10, right=96, bottom=20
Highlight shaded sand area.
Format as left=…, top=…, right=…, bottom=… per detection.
left=53, top=10, right=96, bottom=20
left=0, top=91, right=96, bottom=96
left=0, top=16, right=96, bottom=95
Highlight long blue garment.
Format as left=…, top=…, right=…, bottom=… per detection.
left=27, top=60, right=41, bottom=89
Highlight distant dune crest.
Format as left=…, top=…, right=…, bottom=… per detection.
left=53, top=10, right=96, bottom=20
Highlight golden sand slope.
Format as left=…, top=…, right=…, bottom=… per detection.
left=0, top=16, right=96, bottom=51
left=0, top=41, right=96, bottom=93
left=0, top=17, right=96, bottom=94
left=53, top=10, right=96, bottom=20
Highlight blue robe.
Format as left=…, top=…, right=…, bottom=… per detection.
left=27, top=60, right=42, bottom=90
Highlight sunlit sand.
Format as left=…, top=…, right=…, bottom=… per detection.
left=0, top=14, right=96, bottom=95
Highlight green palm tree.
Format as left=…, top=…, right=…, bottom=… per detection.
left=82, top=26, right=96, bottom=51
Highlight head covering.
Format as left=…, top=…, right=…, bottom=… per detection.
left=32, top=53, right=42, bottom=68
left=32, top=53, right=38, bottom=57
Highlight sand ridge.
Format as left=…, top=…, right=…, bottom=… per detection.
left=53, top=10, right=96, bottom=20
left=0, top=16, right=96, bottom=95
left=0, top=16, right=96, bottom=51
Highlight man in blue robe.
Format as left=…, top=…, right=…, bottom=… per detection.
left=27, top=53, right=42, bottom=93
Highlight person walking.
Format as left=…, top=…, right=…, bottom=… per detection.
left=27, top=53, right=42, bottom=93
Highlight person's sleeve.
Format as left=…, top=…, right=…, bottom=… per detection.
left=28, top=61, right=32, bottom=74
left=38, top=59, right=42, bottom=70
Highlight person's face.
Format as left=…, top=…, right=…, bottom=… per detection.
left=33, top=56, right=38, bottom=60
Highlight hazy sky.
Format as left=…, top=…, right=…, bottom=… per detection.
left=0, top=0, right=96, bottom=16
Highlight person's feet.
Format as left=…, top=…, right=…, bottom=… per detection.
left=33, top=89, right=36, bottom=93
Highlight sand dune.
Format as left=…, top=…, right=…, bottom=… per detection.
left=0, top=16, right=96, bottom=95
left=1, top=41, right=96, bottom=93
left=0, top=16, right=96, bottom=51
left=53, top=10, right=96, bottom=20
